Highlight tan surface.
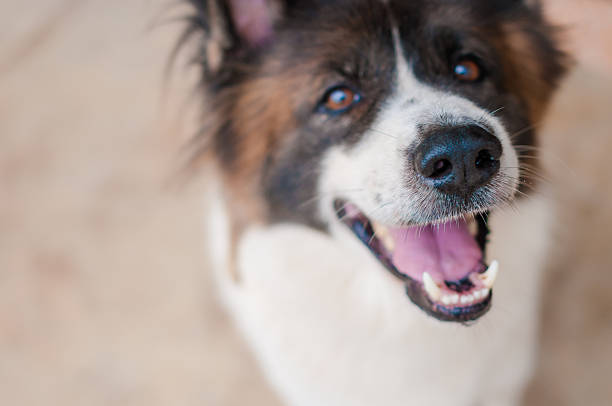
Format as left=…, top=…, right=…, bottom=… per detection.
left=1, top=1, right=611, bottom=405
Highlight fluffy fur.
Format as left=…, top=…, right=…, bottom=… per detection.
left=177, top=0, right=567, bottom=404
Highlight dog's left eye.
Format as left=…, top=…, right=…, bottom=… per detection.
left=321, top=86, right=361, bottom=113
left=453, top=58, right=483, bottom=82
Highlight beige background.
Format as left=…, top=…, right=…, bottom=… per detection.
left=1, top=1, right=611, bottom=405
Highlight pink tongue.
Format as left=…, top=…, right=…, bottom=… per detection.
left=389, top=219, right=483, bottom=282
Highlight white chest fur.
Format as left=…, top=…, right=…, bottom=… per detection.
left=207, top=190, right=552, bottom=406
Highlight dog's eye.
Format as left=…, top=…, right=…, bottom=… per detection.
left=453, top=58, right=483, bottom=82
left=322, top=86, right=361, bottom=113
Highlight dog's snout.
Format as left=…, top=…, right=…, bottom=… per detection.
left=414, top=125, right=502, bottom=196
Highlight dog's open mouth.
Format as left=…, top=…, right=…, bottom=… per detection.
left=334, top=200, right=498, bottom=323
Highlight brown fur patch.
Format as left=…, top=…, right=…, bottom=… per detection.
left=204, top=62, right=326, bottom=282
left=497, top=21, right=568, bottom=123
left=213, top=61, right=324, bottom=222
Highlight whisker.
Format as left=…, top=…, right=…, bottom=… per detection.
left=489, top=106, right=505, bottom=116
left=507, top=121, right=547, bottom=141
left=370, top=127, right=399, bottom=139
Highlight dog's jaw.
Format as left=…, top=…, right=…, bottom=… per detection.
left=333, top=200, right=500, bottom=322
left=313, top=41, right=520, bottom=321
left=208, top=180, right=553, bottom=406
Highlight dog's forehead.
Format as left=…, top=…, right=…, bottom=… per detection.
left=275, top=0, right=502, bottom=68
left=283, top=0, right=499, bottom=32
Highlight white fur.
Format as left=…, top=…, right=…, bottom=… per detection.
left=208, top=186, right=552, bottom=406
left=317, top=28, right=518, bottom=227
left=205, top=30, right=543, bottom=406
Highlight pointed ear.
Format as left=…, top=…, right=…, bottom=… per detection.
left=228, top=0, right=283, bottom=47
left=185, top=0, right=286, bottom=74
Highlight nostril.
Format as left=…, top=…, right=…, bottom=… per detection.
left=431, top=159, right=452, bottom=179
left=475, top=149, right=498, bottom=170
left=414, top=125, right=502, bottom=194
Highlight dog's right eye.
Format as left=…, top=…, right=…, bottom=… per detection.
left=321, top=86, right=361, bottom=114
left=453, top=57, right=484, bottom=82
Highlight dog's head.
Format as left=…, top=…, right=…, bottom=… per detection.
left=183, top=0, right=566, bottom=322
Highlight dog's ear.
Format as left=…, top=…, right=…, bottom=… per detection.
left=185, top=0, right=288, bottom=74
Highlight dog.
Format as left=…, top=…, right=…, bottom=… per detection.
left=178, top=1, right=567, bottom=405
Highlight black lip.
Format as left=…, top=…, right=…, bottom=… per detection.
left=334, top=199, right=492, bottom=323
left=405, top=281, right=492, bottom=323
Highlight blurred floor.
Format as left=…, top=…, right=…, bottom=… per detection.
left=0, top=1, right=611, bottom=405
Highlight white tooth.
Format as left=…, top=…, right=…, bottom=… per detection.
left=480, top=260, right=499, bottom=289
left=382, top=235, right=395, bottom=252
left=372, top=222, right=386, bottom=236
left=373, top=222, right=395, bottom=252
left=422, top=272, right=442, bottom=301
left=442, top=296, right=452, bottom=306
left=466, top=295, right=474, bottom=303
left=450, top=294, right=459, bottom=304
left=473, top=290, right=482, bottom=300
left=371, top=222, right=385, bottom=238
left=460, top=296, right=469, bottom=304
left=480, top=288, right=490, bottom=298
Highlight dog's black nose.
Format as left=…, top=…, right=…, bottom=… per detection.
left=414, top=125, right=502, bottom=196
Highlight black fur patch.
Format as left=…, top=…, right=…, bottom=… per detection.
left=179, top=0, right=567, bottom=227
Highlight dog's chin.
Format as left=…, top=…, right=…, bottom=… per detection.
left=333, top=199, right=499, bottom=323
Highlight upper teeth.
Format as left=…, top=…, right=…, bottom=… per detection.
left=372, top=222, right=395, bottom=252
left=479, top=260, right=499, bottom=289
left=422, top=272, right=442, bottom=301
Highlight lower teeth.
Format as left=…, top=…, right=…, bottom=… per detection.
left=438, top=288, right=490, bottom=306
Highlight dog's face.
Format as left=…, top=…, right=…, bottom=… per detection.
left=185, top=0, right=566, bottom=322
